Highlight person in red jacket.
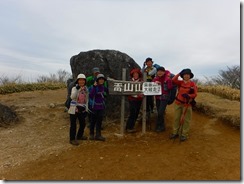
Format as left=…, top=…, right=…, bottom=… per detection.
left=152, top=67, right=173, bottom=132
left=170, top=68, right=197, bottom=141
left=126, top=68, right=143, bottom=133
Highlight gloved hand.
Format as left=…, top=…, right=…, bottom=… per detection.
left=189, top=88, right=194, bottom=94
left=76, top=84, right=80, bottom=90
left=181, top=93, right=190, bottom=99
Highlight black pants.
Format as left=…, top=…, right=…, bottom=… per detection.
left=90, top=109, right=104, bottom=136
left=155, top=99, right=168, bottom=131
left=126, top=100, right=142, bottom=130
left=69, top=112, right=87, bottom=141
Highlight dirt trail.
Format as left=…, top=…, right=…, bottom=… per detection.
left=0, top=89, right=240, bottom=180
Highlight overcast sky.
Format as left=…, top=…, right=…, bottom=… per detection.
left=0, top=0, right=240, bottom=82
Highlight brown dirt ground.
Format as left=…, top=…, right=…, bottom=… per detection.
left=0, top=89, right=240, bottom=181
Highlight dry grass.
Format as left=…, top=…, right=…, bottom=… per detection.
left=0, top=82, right=66, bottom=95
left=0, top=82, right=240, bottom=128
left=198, top=85, right=240, bottom=101
left=194, top=92, right=240, bottom=127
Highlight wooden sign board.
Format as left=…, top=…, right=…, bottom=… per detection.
left=107, top=79, right=161, bottom=96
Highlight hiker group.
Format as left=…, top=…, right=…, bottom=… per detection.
left=66, top=57, right=197, bottom=146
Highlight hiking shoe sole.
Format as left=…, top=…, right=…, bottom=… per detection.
left=70, top=140, right=79, bottom=146
left=170, top=134, right=179, bottom=139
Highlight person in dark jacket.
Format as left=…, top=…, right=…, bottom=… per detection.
left=152, top=67, right=173, bottom=132
left=126, top=68, right=143, bottom=133
left=89, top=74, right=109, bottom=141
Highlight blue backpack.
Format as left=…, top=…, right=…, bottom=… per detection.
left=153, top=63, right=161, bottom=70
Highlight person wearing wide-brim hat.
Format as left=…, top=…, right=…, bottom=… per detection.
left=170, top=68, right=197, bottom=142
left=86, top=68, right=108, bottom=129
left=89, top=73, right=109, bottom=141
left=68, top=74, right=89, bottom=146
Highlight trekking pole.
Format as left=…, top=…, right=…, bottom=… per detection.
left=178, top=103, right=189, bottom=143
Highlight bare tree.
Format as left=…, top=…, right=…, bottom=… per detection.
left=37, top=69, right=72, bottom=83
left=0, top=74, right=22, bottom=85
left=204, top=65, right=240, bottom=89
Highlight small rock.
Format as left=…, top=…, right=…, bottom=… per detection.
left=49, top=103, right=55, bottom=108
left=114, top=133, right=124, bottom=138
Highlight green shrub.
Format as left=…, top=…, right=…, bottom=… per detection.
left=0, top=82, right=66, bottom=95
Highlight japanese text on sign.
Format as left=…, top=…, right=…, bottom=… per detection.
left=142, top=82, right=161, bottom=95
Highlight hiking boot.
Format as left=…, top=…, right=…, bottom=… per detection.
left=89, top=135, right=95, bottom=140
left=126, top=129, right=136, bottom=133
left=169, top=134, right=178, bottom=139
left=77, top=136, right=88, bottom=140
left=155, top=127, right=165, bottom=132
left=95, top=135, right=106, bottom=141
left=180, top=136, right=187, bottom=141
left=70, top=140, right=79, bottom=146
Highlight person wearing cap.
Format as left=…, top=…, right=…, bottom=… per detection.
left=170, top=68, right=197, bottom=141
left=89, top=74, right=109, bottom=141
left=126, top=68, right=144, bottom=133
left=142, top=57, right=157, bottom=114
left=86, top=67, right=101, bottom=88
left=152, top=66, right=173, bottom=132
left=68, top=74, right=89, bottom=146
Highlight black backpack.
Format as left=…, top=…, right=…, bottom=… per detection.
left=64, top=79, right=76, bottom=109
left=167, top=73, right=177, bottom=105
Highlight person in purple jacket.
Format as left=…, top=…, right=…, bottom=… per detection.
left=89, top=74, right=109, bottom=141
left=152, top=67, right=173, bottom=132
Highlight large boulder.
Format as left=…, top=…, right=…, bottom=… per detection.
left=70, top=49, right=140, bottom=80
left=70, top=49, right=141, bottom=119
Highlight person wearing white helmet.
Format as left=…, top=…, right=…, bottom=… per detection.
left=68, top=73, right=89, bottom=146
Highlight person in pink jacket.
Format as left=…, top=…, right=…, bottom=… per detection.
left=152, top=67, right=173, bottom=132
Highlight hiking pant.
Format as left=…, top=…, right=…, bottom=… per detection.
left=155, top=99, right=168, bottom=131
left=69, top=112, right=87, bottom=141
left=90, top=109, right=104, bottom=136
left=126, top=100, right=142, bottom=130
left=172, top=103, right=192, bottom=137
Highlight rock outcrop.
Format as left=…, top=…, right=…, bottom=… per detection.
left=0, top=103, right=18, bottom=127
left=70, top=49, right=140, bottom=80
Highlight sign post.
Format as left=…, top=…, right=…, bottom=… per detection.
left=120, top=68, right=126, bottom=135
left=142, top=72, right=147, bottom=134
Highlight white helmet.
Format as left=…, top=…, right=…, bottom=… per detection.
left=77, top=74, right=86, bottom=80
